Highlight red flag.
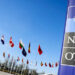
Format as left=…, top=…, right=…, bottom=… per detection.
left=49, top=63, right=51, bottom=67
left=22, top=58, right=23, bottom=63
left=38, top=45, right=43, bottom=55
left=45, top=62, right=47, bottom=67
left=9, top=37, right=12, bottom=44
left=52, top=64, right=54, bottom=68
left=27, top=60, right=29, bottom=64
left=55, top=62, right=58, bottom=67
left=11, top=43, right=14, bottom=47
left=9, top=37, right=14, bottom=47
left=28, top=42, right=30, bottom=53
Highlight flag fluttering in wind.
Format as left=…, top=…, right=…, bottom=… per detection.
left=0, top=35, right=59, bottom=69
left=22, top=58, right=23, bottom=63
left=1, top=35, right=4, bottom=45
left=35, top=62, right=37, bottom=66
left=52, top=64, right=54, bottom=68
left=17, top=57, right=20, bottom=61
left=19, top=40, right=24, bottom=49
left=3, top=52, right=5, bottom=58
left=49, top=63, right=51, bottom=67
left=41, top=62, right=43, bottom=67
left=22, top=48, right=27, bottom=57
left=9, top=37, right=14, bottom=47
left=45, top=62, right=47, bottom=67
left=30, top=61, right=32, bottom=65
left=9, top=37, right=12, bottom=44
left=38, top=45, right=43, bottom=55
left=27, top=60, right=29, bottom=64
left=8, top=54, right=10, bottom=58
left=28, top=42, right=31, bottom=53
left=11, top=43, right=14, bottom=47
left=55, top=62, right=58, bottom=67
left=12, top=57, right=14, bottom=62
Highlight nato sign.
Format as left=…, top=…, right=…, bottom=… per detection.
left=61, top=2, right=75, bottom=67
left=58, top=0, right=75, bottom=75
left=61, top=32, right=75, bottom=66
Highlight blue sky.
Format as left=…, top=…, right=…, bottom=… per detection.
left=0, top=0, right=68, bottom=74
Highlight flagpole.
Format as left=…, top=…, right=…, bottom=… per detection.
left=21, top=60, right=24, bottom=75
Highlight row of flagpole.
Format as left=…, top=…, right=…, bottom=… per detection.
left=1, top=35, right=59, bottom=69
left=1, top=36, right=43, bottom=55
left=3, top=52, right=58, bottom=68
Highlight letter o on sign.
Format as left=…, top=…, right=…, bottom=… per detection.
left=65, top=52, right=73, bottom=60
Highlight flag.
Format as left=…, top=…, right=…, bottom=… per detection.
left=52, top=64, right=54, bottom=68
left=45, top=62, right=47, bottom=67
left=17, top=57, right=20, bottom=61
left=13, top=61, right=15, bottom=64
left=22, top=48, right=27, bottom=57
left=35, top=62, right=37, bottom=66
left=12, top=57, right=14, bottom=62
left=22, top=58, right=23, bottom=63
left=28, top=42, right=30, bottom=53
left=38, top=45, right=43, bottom=55
left=55, top=62, right=58, bottom=67
left=30, top=61, right=32, bottom=65
left=49, top=63, right=51, bottom=67
left=41, top=62, right=43, bottom=66
left=19, top=40, right=24, bottom=49
left=9, top=37, right=14, bottom=47
left=27, top=60, right=29, bottom=64
left=9, top=37, right=12, bottom=44
left=3, top=52, right=5, bottom=58
left=1, top=35, right=4, bottom=44
left=11, top=43, right=14, bottom=47
left=8, top=54, right=10, bottom=58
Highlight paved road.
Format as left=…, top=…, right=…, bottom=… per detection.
left=0, top=71, right=13, bottom=75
